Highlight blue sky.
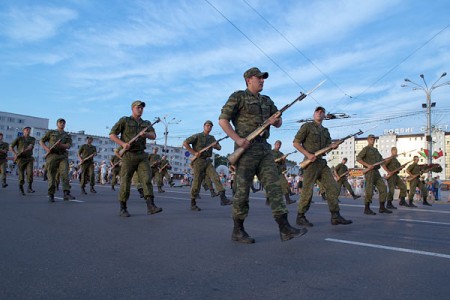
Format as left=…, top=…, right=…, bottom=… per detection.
left=1, top=0, right=449, bottom=162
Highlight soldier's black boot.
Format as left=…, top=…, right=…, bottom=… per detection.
left=231, top=218, right=255, bottom=244
left=409, top=199, right=417, bottom=208
left=276, top=213, right=308, bottom=242
left=90, top=186, right=97, bottom=194
left=27, top=183, right=35, bottom=193
left=352, top=193, right=361, bottom=200
left=399, top=197, right=408, bottom=207
left=157, top=186, right=165, bottom=193
left=191, top=198, right=201, bottom=211
left=364, top=203, right=376, bottom=215
left=219, top=191, right=231, bottom=206
left=138, top=188, right=145, bottom=198
left=386, top=200, right=397, bottom=209
left=285, top=194, right=296, bottom=205
left=145, top=196, right=162, bottom=214
left=379, top=202, right=393, bottom=214
left=210, top=189, right=219, bottom=197
left=19, top=184, right=26, bottom=196
left=331, top=212, right=353, bottom=225
left=321, top=192, right=327, bottom=201
left=63, top=190, right=76, bottom=201
left=81, top=186, right=87, bottom=195
left=169, top=181, right=175, bottom=187
left=111, top=185, right=115, bottom=191
left=265, top=197, right=270, bottom=206
left=423, top=197, right=432, bottom=206
left=48, top=194, right=55, bottom=203
left=119, top=201, right=130, bottom=217
left=2, top=181, right=8, bottom=188
left=296, top=213, right=314, bottom=227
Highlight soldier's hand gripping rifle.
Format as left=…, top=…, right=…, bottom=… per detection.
left=406, top=163, right=442, bottom=182
left=43, top=138, right=63, bottom=159
left=227, top=80, right=326, bottom=165
left=336, top=170, right=350, bottom=181
left=362, top=149, right=416, bottom=174
left=385, top=159, right=414, bottom=180
left=78, top=153, right=96, bottom=167
left=190, top=136, right=229, bottom=164
left=299, top=129, right=364, bottom=169
left=111, top=159, right=122, bottom=168
left=274, top=150, right=297, bottom=163
left=159, top=162, right=169, bottom=173
left=14, top=144, right=34, bottom=162
left=118, top=118, right=161, bottom=157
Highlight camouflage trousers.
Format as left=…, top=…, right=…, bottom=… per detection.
left=387, top=174, right=406, bottom=201
left=337, top=178, right=355, bottom=196
left=111, top=167, right=120, bottom=186
left=279, top=173, right=290, bottom=195
left=364, top=169, right=387, bottom=204
left=408, top=177, right=427, bottom=201
left=46, top=153, right=70, bottom=195
left=157, top=169, right=172, bottom=187
left=298, top=159, right=340, bottom=214
left=16, top=157, right=34, bottom=185
left=118, top=152, right=153, bottom=202
left=191, top=158, right=224, bottom=198
left=0, top=159, right=7, bottom=184
left=80, top=162, right=95, bottom=187
left=233, top=143, right=287, bottom=220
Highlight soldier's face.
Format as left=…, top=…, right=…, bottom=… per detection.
left=247, top=75, right=264, bottom=93
left=313, top=110, right=325, bottom=122
left=23, top=128, right=30, bottom=136
left=368, top=137, right=375, bottom=146
left=274, top=142, right=281, bottom=150
left=57, top=121, right=66, bottom=130
left=204, top=124, right=212, bottom=133
left=132, top=105, right=144, bottom=117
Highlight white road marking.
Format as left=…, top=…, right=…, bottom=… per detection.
left=400, top=219, right=450, bottom=226
left=325, top=238, right=450, bottom=259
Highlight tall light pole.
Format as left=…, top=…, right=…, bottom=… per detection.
left=401, top=72, right=450, bottom=173
left=160, top=116, right=180, bottom=153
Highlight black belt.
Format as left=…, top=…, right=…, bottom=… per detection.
left=251, top=136, right=267, bottom=144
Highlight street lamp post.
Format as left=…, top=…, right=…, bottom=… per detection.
left=160, top=116, right=180, bottom=153
left=401, top=72, right=450, bottom=175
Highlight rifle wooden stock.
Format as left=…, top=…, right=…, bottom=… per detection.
left=78, top=153, right=96, bottom=167
left=336, top=170, right=350, bottom=181
left=227, top=80, right=326, bottom=165
left=112, top=159, right=122, bottom=168
left=385, top=160, right=413, bottom=180
left=159, top=162, right=169, bottom=173
left=190, top=136, right=229, bottom=164
left=43, top=138, right=63, bottom=159
left=361, top=150, right=414, bottom=174
left=274, top=150, right=297, bottom=163
left=14, top=145, right=33, bottom=162
left=118, top=118, right=160, bottom=157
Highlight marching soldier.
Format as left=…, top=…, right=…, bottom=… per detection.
left=272, top=140, right=296, bottom=205
left=382, top=147, right=407, bottom=208
left=294, top=106, right=352, bottom=227
left=39, top=118, right=76, bottom=202
left=334, top=158, right=360, bottom=200
left=109, top=100, right=162, bottom=217
left=356, top=134, right=391, bottom=215
left=219, top=67, right=306, bottom=243
left=148, top=147, right=164, bottom=192
left=10, top=126, right=36, bottom=195
left=183, top=120, right=231, bottom=211
left=0, top=132, right=10, bottom=188
left=157, top=154, right=175, bottom=192
left=110, top=149, right=121, bottom=191
left=406, top=156, right=431, bottom=207
left=78, top=136, right=97, bottom=194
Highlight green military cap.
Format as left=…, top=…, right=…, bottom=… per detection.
left=86, top=136, right=93, bottom=140
left=131, top=100, right=146, bottom=108
left=368, top=134, right=375, bottom=138
left=315, top=106, right=326, bottom=113
left=23, top=126, right=31, bottom=130
left=57, top=118, right=66, bottom=124
left=243, top=67, right=269, bottom=79
left=204, top=120, right=213, bottom=126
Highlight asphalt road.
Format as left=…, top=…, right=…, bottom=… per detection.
left=1, top=176, right=449, bottom=300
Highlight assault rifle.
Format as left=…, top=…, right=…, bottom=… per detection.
left=14, top=144, right=33, bottom=162
left=227, top=80, right=326, bottom=165
left=78, top=153, right=96, bottom=167
left=336, top=170, right=350, bottom=181
left=159, top=162, right=169, bottom=173
left=111, top=159, right=122, bottom=168
left=274, top=150, right=297, bottom=163
left=43, top=138, right=63, bottom=159
left=299, top=129, right=363, bottom=169
left=118, top=118, right=161, bottom=157
left=406, top=163, right=441, bottom=182
left=362, top=149, right=416, bottom=174
left=385, top=159, right=414, bottom=180
left=190, top=136, right=229, bottom=164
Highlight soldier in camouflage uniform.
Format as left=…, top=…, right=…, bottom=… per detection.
left=39, top=118, right=76, bottom=202
left=272, top=140, right=296, bottom=205
left=183, top=120, right=231, bottom=211
left=219, top=67, right=307, bottom=243
left=109, top=100, right=162, bottom=217
left=78, top=136, right=97, bottom=194
left=294, top=107, right=352, bottom=227
left=334, top=158, right=360, bottom=200
left=157, top=154, right=175, bottom=192
left=406, top=156, right=430, bottom=207
left=10, top=126, right=36, bottom=195
left=356, top=134, right=392, bottom=215
left=0, top=133, right=9, bottom=188
left=110, top=149, right=121, bottom=191
left=382, top=147, right=408, bottom=208
left=148, top=147, right=161, bottom=186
